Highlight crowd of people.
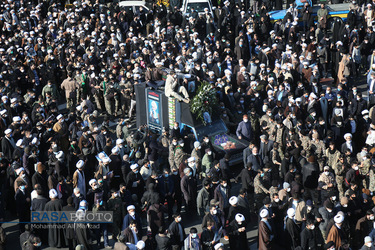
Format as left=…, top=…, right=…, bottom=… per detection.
left=1, top=0, right=375, bottom=249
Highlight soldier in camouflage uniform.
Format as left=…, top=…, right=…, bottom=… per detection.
left=254, top=168, right=270, bottom=211
left=259, top=109, right=273, bottom=136
left=249, top=108, right=260, bottom=144
left=326, top=142, right=341, bottom=170
left=274, top=120, right=287, bottom=149
left=174, top=140, right=187, bottom=169
left=359, top=154, right=371, bottom=189
left=299, top=130, right=311, bottom=152
left=169, top=138, right=178, bottom=169
left=90, top=75, right=104, bottom=112
left=368, top=165, right=375, bottom=194
left=107, top=189, right=125, bottom=240
left=332, top=154, right=346, bottom=199
left=191, top=141, right=202, bottom=173
left=267, top=119, right=277, bottom=142
left=104, top=82, right=117, bottom=117
left=158, top=129, right=170, bottom=166
left=119, top=74, right=134, bottom=117
left=311, top=133, right=326, bottom=171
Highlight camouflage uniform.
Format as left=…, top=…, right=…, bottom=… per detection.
left=191, top=148, right=202, bottom=172
left=369, top=168, right=375, bottom=194
left=268, top=124, right=277, bottom=142
left=249, top=113, right=260, bottom=139
left=300, top=135, right=311, bottom=152
left=325, top=149, right=341, bottom=169
left=260, top=114, right=271, bottom=131
left=254, top=173, right=270, bottom=211
left=174, top=146, right=187, bottom=169
left=169, top=143, right=176, bottom=169
left=360, top=159, right=371, bottom=189
left=119, top=80, right=133, bottom=116
left=332, top=161, right=345, bottom=199
left=318, top=172, right=335, bottom=201
left=312, top=139, right=326, bottom=171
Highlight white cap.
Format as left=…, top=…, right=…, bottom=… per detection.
left=76, top=105, right=82, bottom=112
left=98, top=152, right=106, bottom=160
left=130, top=164, right=138, bottom=170
left=111, top=147, right=119, bottom=154
left=260, top=209, right=269, bottom=218
left=12, top=116, right=21, bottom=122
left=287, top=208, right=296, bottom=218
left=283, top=182, right=290, bottom=189
left=116, top=139, right=124, bottom=145
left=76, top=160, right=84, bottom=169
left=235, top=213, right=245, bottom=222
left=194, top=141, right=200, bottom=148
left=56, top=114, right=63, bottom=120
left=214, top=243, right=224, bottom=250
left=10, top=98, right=17, bottom=103
left=4, top=128, right=12, bottom=135
left=229, top=196, right=238, bottom=206
left=31, top=137, right=38, bottom=145
left=365, top=236, right=372, bottom=243
left=49, top=189, right=58, bottom=198
left=310, top=92, right=317, bottom=99
left=344, top=133, right=352, bottom=139
left=362, top=109, right=369, bottom=115
left=264, top=47, right=271, bottom=52
left=0, top=110, right=6, bottom=115
left=136, top=240, right=145, bottom=249
left=89, top=179, right=97, bottom=186
left=56, top=151, right=64, bottom=159
left=79, top=200, right=87, bottom=208
left=334, top=214, right=344, bottom=224
left=16, top=139, right=23, bottom=147
left=127, top=205, right=135, bottom=211
left=102, top=157, right=111, bottom=163
left=15, top=167, right=24, bottom=175
left=188, top=157, right=195, bottom=163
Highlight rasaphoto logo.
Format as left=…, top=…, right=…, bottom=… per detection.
left=31, top=211, right=113, bottom=223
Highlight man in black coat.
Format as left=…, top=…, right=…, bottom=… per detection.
left=44, top=189, right=64, bottom=248
left=227, top=214, right=248, bottom=249
left=121, top=220, right=140, bottom=245
left=155, top=226, right=171, bottom=250
left=200, top=221, right=217, bottom=249
left=302, top=154, right=319, bottom=204
left=1, top=128, right=15, bottom=161
left=168, top=214, right=186, bottom=250
left=15, top=181, right=30, bottom=234
left=31, top=163, right=49, bottom=198
left=259, top=134, right=274, bottom=163
left=300, top=219, right=324, bottom=250
left=285, top=208, right=301, bottom=250
left=62, top=197, right=76, bottom=250
left=180, top=167, right=197, bottom=215
left=126, top=164, right=145, bottom=201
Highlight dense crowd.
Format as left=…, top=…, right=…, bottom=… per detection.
left=1, top=0, right=375, bottom=249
